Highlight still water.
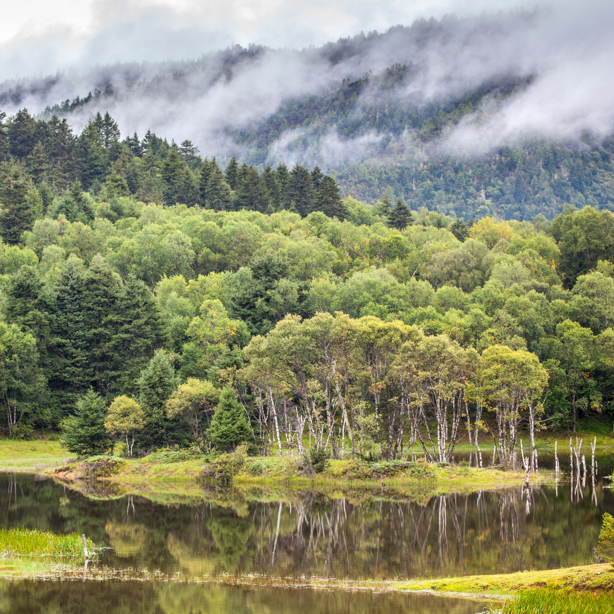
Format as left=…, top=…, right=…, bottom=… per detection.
left=0, top=581, right=489, bottom=614
left=0, top=453, right=611, bottom=613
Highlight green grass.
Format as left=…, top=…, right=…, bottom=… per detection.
left=0, top=528, right=97, bottom=577
left=0, top=439, right=69, bottom=473
left=398, top=564, right=614, bottom=595
left=499, top=589, right=614, bottom=614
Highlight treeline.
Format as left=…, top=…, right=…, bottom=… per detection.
left=0, top=108, right=351, bottom=232
left=0, top=187, right=613, bottom=461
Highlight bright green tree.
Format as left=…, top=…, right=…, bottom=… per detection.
left=207, top=387, right=252, bottom=452
left=61, top=389, right=111, bottom=456
left=105, top=395, right=145, bottom=457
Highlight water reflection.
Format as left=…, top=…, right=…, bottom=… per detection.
left=0, top=580, right=489, bottom=614
left=0, top=458, right=612, bottom=581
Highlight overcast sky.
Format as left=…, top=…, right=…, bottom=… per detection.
left=1, top=0, right=543, bottom=79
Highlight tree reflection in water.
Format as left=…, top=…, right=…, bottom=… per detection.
left=0, top=466, right=612, bottom=581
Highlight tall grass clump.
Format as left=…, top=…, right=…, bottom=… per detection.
left=500, top=589, right=614, bottom=614
left=0, top=528, right=95, bottom=563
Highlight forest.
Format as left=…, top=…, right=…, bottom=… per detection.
left=0, top=107, right=614, bottom=465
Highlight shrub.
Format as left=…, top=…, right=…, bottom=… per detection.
left=206, top=444, right=248, bottom=484
left=309, top=448, right=331, bottom=474
left=598, top=512, right=614, bottom=565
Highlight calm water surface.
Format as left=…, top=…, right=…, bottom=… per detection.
left=0, top=452, right=611, bottom=613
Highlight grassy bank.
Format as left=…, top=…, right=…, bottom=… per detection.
left=398, top=563, right=614, bottom=595
left=0, top=439, right=69, bottom=473
left=48, top=451, right=556, bottom=504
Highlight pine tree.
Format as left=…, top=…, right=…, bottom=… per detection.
left=198, top=158, right=212, bottom=207
left=0, top=162, right=41, bottom=244
left=376, top=193, right=393, bottom=218
left=205, top=163, right=232, bottom=211
left=179, top=140, right=199, bottom=166
left=288, top=164, right=316, bottom=217
left=82, top=256, right=123, bottom=395
left=234, top=165, right=270, bottom=212
left=110, top=276, right=167, bottom=396
left=7, top=109, right=37, bottom=160
left=311, top=165, right=324, bottom=190
left=138, top=349, right=179, bottom=449
left=207, top=387, right=252, bottom=452
left=0, top=112, right=7, bottom=162
left=161, top=147, right=184, bottom=205
left=50, top=181, right=94, bottom=223
left=61, top=389, right=111, bottom=456
left=225, top=155, right=239, bottom=190
left=27, top=142, right=50, bottom=184
left=49, top=258, right=91, bottom=413
left=388, top=198, right=413, bottom=230
left=316, top=175, right=347, bottom=220
left=262, top=165, right=281, bottom=209
left=276, top=163, right=290, bottom=208
left=100, top=112, right=120, bottom=149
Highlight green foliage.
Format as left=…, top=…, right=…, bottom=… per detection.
left=138, top=349, right=180, bottom=450
left=598, top=513, right=614, bottom=565
left=206, top=444, right=248, bottom=483
left=308, top=448, right=331, bottom=474
left=0, top=528, right=97, bottom=564
left=60, top=389, right=112, bottom=457
left=207, top=387, right=252, bottom=452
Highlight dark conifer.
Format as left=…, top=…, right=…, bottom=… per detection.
left=225, top=155, right=239, bottom=190
left=388, top=198, right=413, bottom=230
left=316, top=175, right=347, bottom=220
left=288, top=164, right=316, bottom=217
left=61, top=389, right=111, bottom=456
left=0, top=162, right=41, bottom=244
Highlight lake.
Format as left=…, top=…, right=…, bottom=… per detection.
left=0, top=451, right=611, bottom=613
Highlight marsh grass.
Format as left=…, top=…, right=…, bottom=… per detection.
left=500, top=589, right=614, bottom=614
left=0, top=528, right=96, bottom=564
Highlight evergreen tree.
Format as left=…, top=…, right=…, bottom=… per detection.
left=198, top=159, right=212, bottom=207
left=234, top=165, right=270, bottom=212
left=7, top=109, right=38, bottom=160
left=276, top=163, right=290, bottom=208
left=262, top=165, right=281, bottom=209
left=100, top=112, right=121, bottom=149
left=50, top=181, right=94, bottom=223
left=49, top=258, right=92, bottom=413
left=288, top=164, right=316, bottom=217
left=316, top=175, right=347, bottom=220
left=0, top=111, right=7, bottom=162
left=111, top=276, right=167, bottom=396
left=207, top=387, right=252, bottom=452
left=376, top=193, right=393, bottom=217
left=225, top=155, right=239, bottom=190
left=27, top=142, right=50, bottom=184
left=0, top=162, right=41, bottom=244
left=450, top=219, right=469, bottom=242
left=179, top=140, right=199, bottom=167
left=77, top=121, right=107, bottom=189
left=161, top=147, right=184, bottom=205
left=205, top=163, right=232, bottom=211
left=388, top=198, right=413, bottom=230
left=138, top=349, right=179, bottom=449
left=311, top=165, right=324, bottom=190
left=61, top=389, right=111, bottom=456
left=83, top=256, right=123, bottom=395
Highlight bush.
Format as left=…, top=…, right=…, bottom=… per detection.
left=309, top=448, right=331, bottom=474
left=598, top=512, right=614, bottom=565
left=206, top=444, right=248, bottom=484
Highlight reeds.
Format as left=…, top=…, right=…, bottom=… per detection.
left=0, top=528, right=95, bottom=563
